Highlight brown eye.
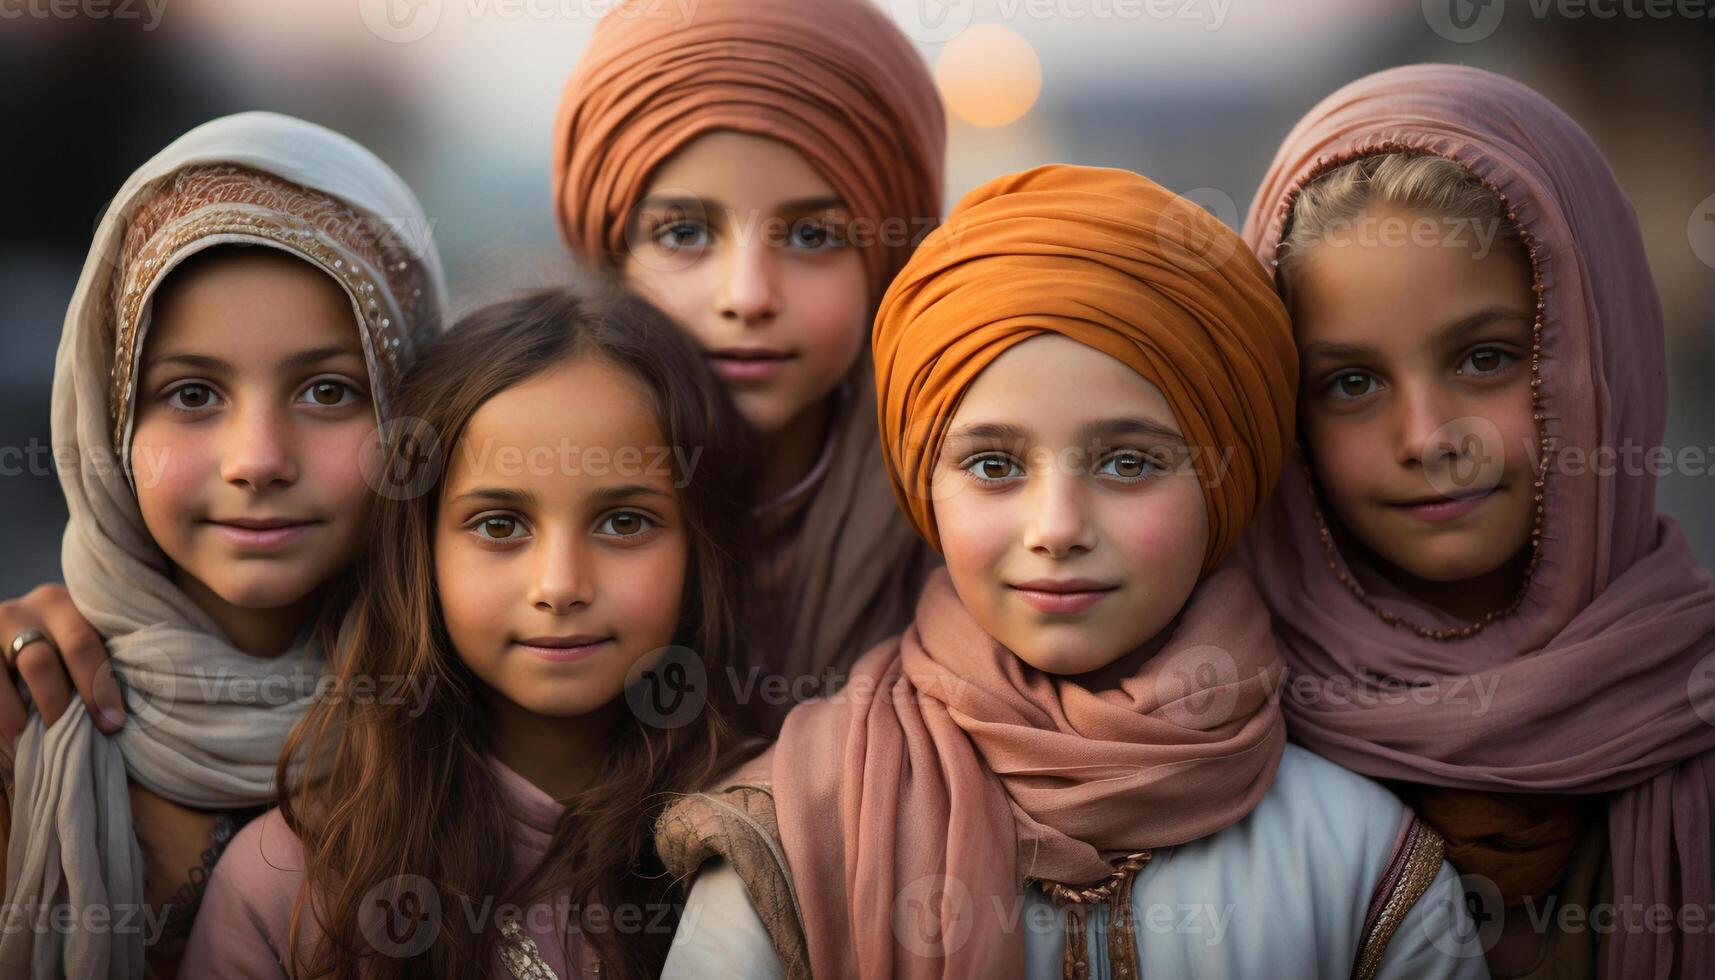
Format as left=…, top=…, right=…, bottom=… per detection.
left=476, top=517, right=521, bottom=540
left=1103, top=453, right=1153, bottom=479
left=600, top=512, right=654, bottom=537
left=1462, top=349, right=1511, bottom=376
left=1331, top=373, right=1376, bottom=400
left=969, top=456, right=1020, bottom=482
left=168, top=384, right=217, bottom=411
left=301, top=381, right=354, bottom=407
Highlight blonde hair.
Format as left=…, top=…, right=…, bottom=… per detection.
left=1277, top=152, right=1523, bottom=288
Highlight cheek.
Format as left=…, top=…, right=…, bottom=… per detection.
left=1302, top=409, right=1380, bottom=506
left=434, top=532, right=514, bottom=654
left=622, top=264, right=706, bottom=339
left=931, top=479, right=1015, bottom=587
left=301, top=420, right=377, bottom=525
left=130, top=420, right=219, bottom=542
left=779, top=259, right=868, bottom=368
left=1103, top=478, right=1210, bottom=583
left=604, top=534, right=689, bottom=652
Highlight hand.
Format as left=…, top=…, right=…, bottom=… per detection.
left=0, top=584, right=123, bottom=745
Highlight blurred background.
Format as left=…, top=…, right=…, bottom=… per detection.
left=2, top=0, right=1711, bottom=595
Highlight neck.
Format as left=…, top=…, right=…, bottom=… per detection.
left=170, top=569, right=319, bottom=658
left=484, top=692, right=623, bottom=801
left=761, top=390, right=837, bottom=503
left=1070, top=615, right=1181, bottom=693
left=1374, top=544, right=1532, bottom=623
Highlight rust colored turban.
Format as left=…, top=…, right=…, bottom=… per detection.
left=552, top=0, right=947, bottom=302
left=873, top=164, right=1297, bottom=575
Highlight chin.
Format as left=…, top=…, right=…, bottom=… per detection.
left=1007, top=636, right=1111, bottom=676
left=203, top=573, right=323, bottom=611
left=518, top=690, right=623, bottom=719
left=1376, top=540, right=1516, bottom=584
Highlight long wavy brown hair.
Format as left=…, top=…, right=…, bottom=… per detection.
left=278, top=284, right=765, bottom=979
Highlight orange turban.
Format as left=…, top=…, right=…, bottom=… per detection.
left=552, top=0, right=947, bottom=303
left=873, top=165, right=1297, bottom=575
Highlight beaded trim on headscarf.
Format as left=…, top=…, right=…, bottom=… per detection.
left=109, top=164, right=437, bottom=448
left=1274, top=143, right=1550, bottom=641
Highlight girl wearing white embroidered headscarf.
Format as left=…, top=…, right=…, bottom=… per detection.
left=0, top=111, right=445, bottom=979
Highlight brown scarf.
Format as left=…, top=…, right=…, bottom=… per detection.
left=768, top=565, right=1287, bottom=978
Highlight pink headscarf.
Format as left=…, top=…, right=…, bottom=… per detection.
left=1242, top=64, right=1715, bottom=979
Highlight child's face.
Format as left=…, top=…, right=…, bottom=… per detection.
left=434, top=356, right=687, bottom=720
left=1293, top=205, right=1537, bottom=584
left=620, top=130, right=870, bottom=437
left=131, top=249, right=376, bottom=615
left=930, top=335, right=1210, bottom=675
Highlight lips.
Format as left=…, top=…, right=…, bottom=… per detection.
left=514, top=635, right=613, bottom=663
left=206, top=517, right=319, bottom=550
left=705, top=346, right=795, bottom=385
left=1389, top=487, right=1497, bottom=524
left=1009, top=578, right=1118, bottom=615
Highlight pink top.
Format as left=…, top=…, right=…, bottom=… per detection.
left=182, top=758, right=591, bottom=978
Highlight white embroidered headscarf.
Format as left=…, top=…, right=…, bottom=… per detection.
left=0, top=111, right=446, bottom=979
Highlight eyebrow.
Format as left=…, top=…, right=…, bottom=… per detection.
left=633, top=194, right=849, bottom=217
left=450, top=483, right=674, bottom=506
left=945, top=417, right=1184, bottom=447
left=1302, top=305, right=1533, bottom=363
left=143, top=344, right=365, bottom=373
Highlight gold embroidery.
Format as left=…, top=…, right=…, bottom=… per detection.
left=109, top=165, right=437, bottom=448
left=1033, top=852, right=1153, bottom=980
left=1353, top=820, right=1448, bottom=980
left=497, top=917, right=561, bottom=980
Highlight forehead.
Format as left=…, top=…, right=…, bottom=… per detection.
left=1293, top=209, right=1533, bottom=350
left=446, top=356, right=675, bottom=491
left=642, top=130, right=837, bottom=206
left=952, top=333, right=1174, bottom=430
left=144, top=248, right=361, bottom=362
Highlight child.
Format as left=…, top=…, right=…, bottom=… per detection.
left=553, top=0, right=947, bottom=698
left=183, top=286, right=763, bottom=978
left=0, top=112, right=445, bottom=978
left=1242, top=64, right=1715, bottom=978
left=653, top=165, right=1486, bottom=978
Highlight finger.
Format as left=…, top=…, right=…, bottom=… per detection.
left=13, top=631, right=71, bottom=732
left=29, top=585, right=121, bottom=733
left=0, top=601, right=40, bottom=742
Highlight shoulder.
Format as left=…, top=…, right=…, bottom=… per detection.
left=182, top=808, right=306, bottom=978
left=1251, top=743, right=1416, bottom=861
left=662, top=860, right=787, bottom=980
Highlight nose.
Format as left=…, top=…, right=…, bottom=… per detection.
left=220, top=401, right=299, bottom=491
left=717, top=230, right=779, bottom=326
left=1022, top=463, right=1096, bottom=559
left=1391, top=381, right=1461, bottom=470
left=528, top=531, right=594, bottom=614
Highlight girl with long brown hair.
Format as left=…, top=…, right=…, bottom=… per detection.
left=181, top=285, right=762, bottom=979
